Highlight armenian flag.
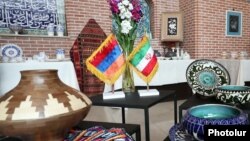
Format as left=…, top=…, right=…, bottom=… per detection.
left=128, top=35, right=158, bottom=83
left=86, top=34, right=125, bottom=84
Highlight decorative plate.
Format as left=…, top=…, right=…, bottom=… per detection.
left=216, top=85, right=250, bottom=105
left=1, top=44, right=23, bottom=58
left=186, top=59, right=230, bottom=97
left=169, top=124, right=195, bottom=141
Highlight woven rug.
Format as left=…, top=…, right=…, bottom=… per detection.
left=70, top=19, right=106, bottom=96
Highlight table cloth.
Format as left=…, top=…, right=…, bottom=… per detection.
left=104, top=59, right=195, bottom=92
left=215, top=59, right=240, bottom=85
left=104, top=59, right=250, bottom=92
left=237, top=59, right=250, bottom=86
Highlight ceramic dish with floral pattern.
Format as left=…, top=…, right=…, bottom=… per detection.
left=186, top=59, right=230, bottom=97
left=215, top=85, right=250, bottom=105
left=1, top=44, right=23, bottom=58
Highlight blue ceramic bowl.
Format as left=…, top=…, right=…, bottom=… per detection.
left=182, top=104, right=248, bottom=141
left=215, top=85, right=250, bottom=105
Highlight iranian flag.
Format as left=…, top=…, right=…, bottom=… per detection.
left=128, top=35, right=159, bottom=83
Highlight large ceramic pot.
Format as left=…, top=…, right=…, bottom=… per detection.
left=0, top=70, right=92, bottom=141
left=182, top=104, right=248, bottom=141
left=215, top=85, right=250, bottom=106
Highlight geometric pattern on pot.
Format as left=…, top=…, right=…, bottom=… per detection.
left=0, top=70, right=92, bottom=141
left=0, top=91, right=91, bottom=121
left=186, top=59, right=230, bottom=97
left=216, top=85, right=250, bottom=105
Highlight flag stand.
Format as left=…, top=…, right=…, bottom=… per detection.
left=103, top=84, right=125, bottom=100
left=138, top=82, right=159, bottom=97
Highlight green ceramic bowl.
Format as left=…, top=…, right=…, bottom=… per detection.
left=215, top=85, right=250, bottom=105
left=182, top=104, right=249, bottom=141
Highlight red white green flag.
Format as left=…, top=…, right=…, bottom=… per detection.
left=128, top=35, right=159, bottom=83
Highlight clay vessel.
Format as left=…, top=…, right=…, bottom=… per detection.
left=0, top=70, right=92, bottom=141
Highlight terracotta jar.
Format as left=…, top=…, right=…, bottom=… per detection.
left=0, top=70, right=92, bottom=141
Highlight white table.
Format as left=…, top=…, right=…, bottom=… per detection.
left=104, top=59, right=195, bottom=92
left=215, top=59, right=240, bottom=85
left=216, top=59, right=250, bottom=86
left=236, top=60, right=250, bottom=86
left=0, top=61, right=80, bottom=96
left=104, top=59, right=250, bottom=92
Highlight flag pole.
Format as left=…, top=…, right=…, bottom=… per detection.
left=147, top=82, right=149, bottom=91
left=112, top=84, right=115, bottom=94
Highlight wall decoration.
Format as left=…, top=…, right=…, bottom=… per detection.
left=0, top=0, right=66, bottom=35
left=225, top=10, right=242, bottom=37
left=161, top=12, right=183, bottom=42
left=136, top=0, right=152, bottom=38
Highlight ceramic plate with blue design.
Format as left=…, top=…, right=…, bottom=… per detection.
left=169, top=124, right=196, bottom=141
left=186, top=59, right=230, bottom=97
left=1, top=44, right=23, bottom=58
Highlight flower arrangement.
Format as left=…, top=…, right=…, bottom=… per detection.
left=108, top=0, right=142, bottom=54
left=107, top=0, right=143, bottom=93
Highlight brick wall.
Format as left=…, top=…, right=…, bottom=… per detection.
left=0, top=0, right=110, bottom=58
left=180, top=0, right=250, bottom=59
left=0, top=0, right=249, bottom=59
left=179, top=0, right=196, bottom=58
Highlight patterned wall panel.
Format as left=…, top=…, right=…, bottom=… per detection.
left=0, top=0, right=66, bottom=35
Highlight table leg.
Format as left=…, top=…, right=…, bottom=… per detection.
left=122, top=107, right=125, bottom=124
left=136, top=126, right=141, bottom=141
left=144, top=108, right=150, bottom=141
left=174, top=93, right=177, bottom=124
left=179, top=107, right=182, bottom=123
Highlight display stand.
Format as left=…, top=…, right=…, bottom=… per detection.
left=138, top=83, right=159, bottom=96
left=103, top=84, right=125, bottom=100
left=103, top=91, right=125, bottom=99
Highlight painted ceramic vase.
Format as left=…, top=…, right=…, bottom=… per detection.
left=56, top=48, right=65, bottom=60
left=0, top=70, right=92, bottom=141
left=215, top=85, right=250, bottom=106
left=182, top=104, right=248, bottom=141
left=9, top=24, right=23, bottom=35
left=56, top=24, right=64, bottom=36
left=47, top=23, right=55, bottom=36
left=154, top=50, right=161, bottom=57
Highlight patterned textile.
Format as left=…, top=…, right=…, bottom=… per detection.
left=70, top=19, right=106, bottom=96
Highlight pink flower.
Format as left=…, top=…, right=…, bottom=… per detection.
left=130, top=0, right=142, bottom=22
left=107, top=0, right=144, bottom=56
left=108, top=0, right=142, bottom=22
left=108, top=0, right=120, bottom=14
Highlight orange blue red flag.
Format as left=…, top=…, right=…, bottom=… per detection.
left=86, top=34, right=125, bottom=84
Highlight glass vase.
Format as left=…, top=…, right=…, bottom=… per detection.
left=122, top=52, right=135, bottom=94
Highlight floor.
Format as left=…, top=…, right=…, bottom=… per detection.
left=84, top=99, right=186, bottom=141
